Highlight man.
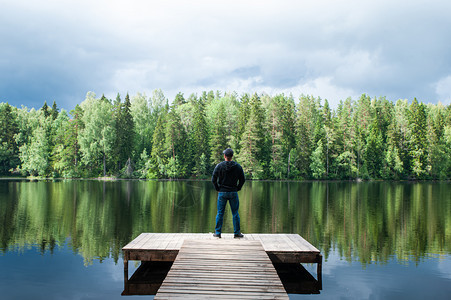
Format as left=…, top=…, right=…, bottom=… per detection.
left=211, top=148, right=245, bottom=238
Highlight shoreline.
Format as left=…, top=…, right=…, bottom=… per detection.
left=0, top=176, right=449, bottom=183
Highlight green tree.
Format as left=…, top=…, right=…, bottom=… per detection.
left=41, top=101, right=50, bottom=118
left=207, top=99, right=229, bottom=165
left=409, top=98, right=428, bottom=178
left=114, top=93, right=134, bottom=173
left=18, top=111, right=51, bottom=176
left=162, top=106, right=187, bottom=177
left=78, top=92, right=116, bottom=176
left=2, top=90, right=448, bottom=180
left=236, top=93, right=251, bottom=150
left=130, top=91, right=165, bottom=163
left=174, top=92, right=186, bottom=106
left=294, top=95, right=323, bottom=178
left=426, top=103, right=449, bottom=179
left=150, top=106, right=168, bottom=178
left=353, top=94, right=372, bottom=177
left=238, top=93, right=266, bottom=178
left=333, top=98, right=357, bottom=179
left=322, top=99, right=335, bottom=177
left=387, top=99, right=411, bottom=178
left=50, top=110, right=75, bottom=177
left=0, top=103, right=19, bottom=174
left=191, top=98, right=210, bottom=176
left=381, top=145, right=403, bottom=179
left=266, top=94, right=295, bottom=179
left=365, top=120, right=384, bottom=178
left=131, top=93, right=151, bottom=157
left=51, top=101, right=59, bottom=120
left=310, top=140, right=325, bottom=179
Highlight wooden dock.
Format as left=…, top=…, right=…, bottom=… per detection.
left=122, top=233, right=322, bottom=298
left=155, top=239, right=288, bottom=299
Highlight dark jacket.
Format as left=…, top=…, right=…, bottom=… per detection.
left=211, top=160, right=245, bottom=192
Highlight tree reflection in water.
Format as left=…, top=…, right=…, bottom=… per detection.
left=0, top=180, right=449, bottom=266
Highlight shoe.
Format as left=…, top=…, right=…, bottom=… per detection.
left=234, top=233, right=244, bottom=238
left=213, top=233, right=221, bottom=238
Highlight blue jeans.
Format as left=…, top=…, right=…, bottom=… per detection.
left=215, top=192, right=241, bottom=235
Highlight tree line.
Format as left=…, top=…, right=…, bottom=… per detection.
left=0, top=90, right=450, bottom=180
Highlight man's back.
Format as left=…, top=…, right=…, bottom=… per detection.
left=212, top=160, right=245, bottom=192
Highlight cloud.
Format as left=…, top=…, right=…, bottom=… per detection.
left=437, top=256, right=451, bottom=280
left=435, top=76, right=451, bottom=105
left=1, top=0, right=451, bottom=110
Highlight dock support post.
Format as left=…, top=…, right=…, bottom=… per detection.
left=123, top=251, right=129, bottom=293
left=317, top=254, right=322, bottom=290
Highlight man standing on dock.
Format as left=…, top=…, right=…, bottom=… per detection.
left=211, top=148, right=245, bottom=238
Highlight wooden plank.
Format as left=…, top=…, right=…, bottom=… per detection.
left=132, top=233, right=155, bottom=250
left=281, top=233, right=302, bottom=252
left=156, top=290, right=287, bottom=296
left=122, top=233, right=146, bottom=249
left=166, top=233, right=185, bottom=250
left=156, top=292, right=288, bottom=300
left=286, top=234, right=320, bottom=252
left=154, top=239, right=288, bottom=299
left=127, top=249, right=178, bottom=261
left=148, top=233, right=170, bottom=250
left=122, top=233, right=321, bottom=263
left=267, top=251, right=319, bottom=263
left=158, top=233, right=176, bottom=250
left=122, top=233, right=148, bottom=249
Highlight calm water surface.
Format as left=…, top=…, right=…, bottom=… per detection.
left=0, top=180, right=450, bottom=299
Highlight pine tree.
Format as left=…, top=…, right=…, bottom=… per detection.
left=120, top=93, right=134, bottom=170
left=409, top=98, right=428, bottom=178
left=238, top=93, right=266, bottom=178
left=295, top=95, right=321, bottom=178
left=50, top=110, right=75, bottom=177
left=41, top=101, right=50, bottom=118
left=209, top=101, right=228, bottom=165
left=381, top=145, right=403, bottom=179
left=71, top=104, right=83, bottom=168
left=389, top=99, right=411, bottom=177
left=267, top=94, right=295, bottom=179
left=0, top=103, right=19, bottom=174
left=426, top=103, right=448, bottom=178
left=131, top=93, right=152, bottom=159
left=334, top=98, right=356, bottom=179
left=51, top=101, right=59, bottom=120
left=191, top=99, right=210, bottom=176
left=237, top=93, right=250, bottom=146
left=310, top=140, right=325, bottom=179
left=365, top=120, right=383, bottom=178
left=112, top=93, right=122, bottom=170
left=354, top=94, right=372, bottom=177
left=322, top=99, right=334, bottom=177
left=150, top=107, right=168, bottom=177
left=174, top=92, right=186, bottom=107
left=163, top=106, right=187, bottom=177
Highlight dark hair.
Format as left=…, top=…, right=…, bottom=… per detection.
left=223, top=148, right=234, bottom=157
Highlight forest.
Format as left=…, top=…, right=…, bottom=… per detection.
left=0, top=90, right=450, bottom=180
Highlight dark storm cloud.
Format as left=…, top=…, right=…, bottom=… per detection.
left=1, top=0, right=450, bottom=110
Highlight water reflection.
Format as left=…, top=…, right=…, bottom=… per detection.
left=0, top=180, right=449, bottom=266
left=122, top=261, right=173, bottom=296
left=121, top=262, right=321, bottom=296
left=274, top=263, right=321, bottom=294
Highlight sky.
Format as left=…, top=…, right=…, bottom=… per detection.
left=1, top=0, right=451, bottom=111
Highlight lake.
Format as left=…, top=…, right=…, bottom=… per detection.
left=0, top=180, right=450, bottom=299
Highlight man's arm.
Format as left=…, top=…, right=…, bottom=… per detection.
left=211, top=165, right=220, bottom=191
left=236, top=165, right=245, bottom=191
